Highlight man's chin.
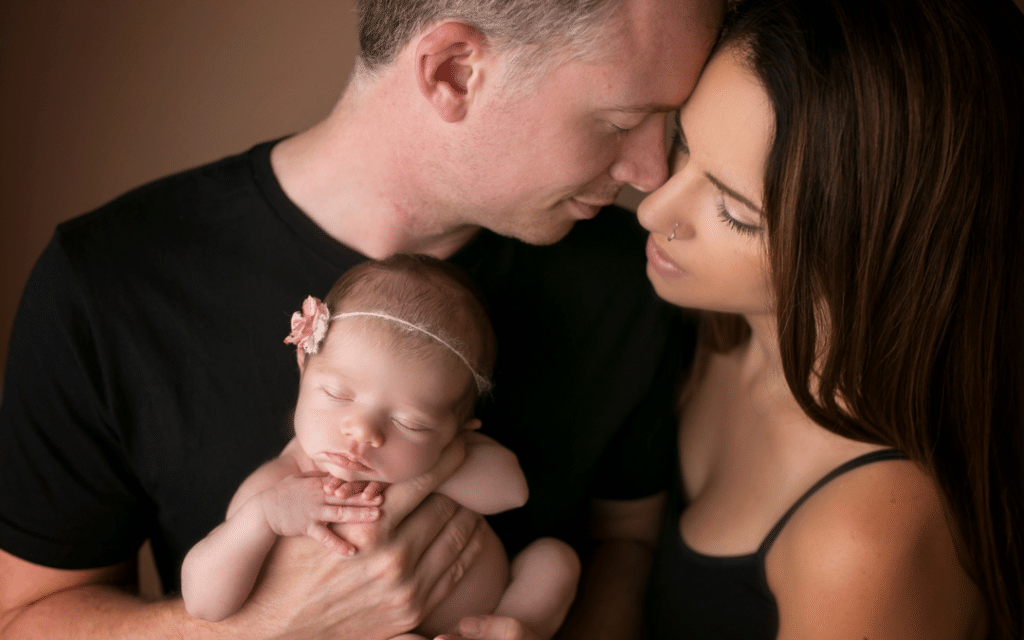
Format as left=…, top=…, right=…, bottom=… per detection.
left=499, top=218, right=578, bottom=246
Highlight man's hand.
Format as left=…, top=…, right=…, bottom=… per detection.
left=435, top=615, right=543, bottom=640
left=228, top=437, right=488, bottom=640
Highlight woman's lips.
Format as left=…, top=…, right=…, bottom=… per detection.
left=645, top=234, right=689, bottom=279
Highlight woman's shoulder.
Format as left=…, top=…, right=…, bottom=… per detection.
left=767, top=456, right=986, bottom=639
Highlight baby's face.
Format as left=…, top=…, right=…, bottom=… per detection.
left=293, top=324, right=474, bottom=483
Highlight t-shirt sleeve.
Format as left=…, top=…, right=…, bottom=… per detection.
left=0, top=233, right=153, bottom=569
left=588, top=312, right=694, bottom=501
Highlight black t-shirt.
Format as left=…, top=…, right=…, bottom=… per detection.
left=0, top=141, right=692, bottom=593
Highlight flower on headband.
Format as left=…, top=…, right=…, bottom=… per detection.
left=284, top=296, right=330, bottom=355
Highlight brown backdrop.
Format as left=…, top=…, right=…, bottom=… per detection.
left=0, top=1, right=360, bottom=377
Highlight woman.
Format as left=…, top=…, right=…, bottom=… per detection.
left=640, top=0, right=1023, bottom=638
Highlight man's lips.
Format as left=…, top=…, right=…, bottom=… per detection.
left=323, top=451, right=372, bottom=472
left=645, top=233, right=689, bottom=279
left=568, top=197, right=615, bottom=220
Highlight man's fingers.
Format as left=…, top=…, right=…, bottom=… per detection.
left=307, top=523, right=357, bottom=557
left=417, top=505, right=486, bottom=615
left=381, top=437, right=465, bottom=526
left=455, top=615, right=538, bottom=640
left=385, top=493, right=462, bottom=566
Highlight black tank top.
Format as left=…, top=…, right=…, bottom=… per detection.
left=644, top=449, right=907, bottom=639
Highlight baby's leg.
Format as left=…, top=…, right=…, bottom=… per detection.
left=493, top=537, right=581, bottom=639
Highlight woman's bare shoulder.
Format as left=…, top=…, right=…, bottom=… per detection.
left=767, top=458, right=986, bottom=639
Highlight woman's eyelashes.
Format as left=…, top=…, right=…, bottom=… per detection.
left=717, top=199, right=762, bottom=236
left=673, top=118, right=762, bottom=238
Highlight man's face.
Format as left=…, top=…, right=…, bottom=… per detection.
left=452, top=0, right=723, bottom=245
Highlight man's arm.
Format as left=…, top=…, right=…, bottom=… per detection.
left=435, top=432, right=529, bottom=515
left=553, top=493, right=664, bottom=640
left=0, top=439, right=485, bottom=640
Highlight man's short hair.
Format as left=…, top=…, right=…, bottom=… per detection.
left=356, top=0, right=623, bottom=83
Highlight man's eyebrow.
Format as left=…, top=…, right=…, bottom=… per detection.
left=608, top=102, right=679, bottom=114
left=704, top=172, right=762, bottom=215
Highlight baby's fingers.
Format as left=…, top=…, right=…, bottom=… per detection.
left=323, top=491, right=383, bottom=507
left=322, top=476, right=344, bottom=495
left=307, top=523, right=356, bottom=557
left=335, top=480, right=369, bottom=498
left=362, top=481, right=387, bottom=500
left=320, top=503, right=380, bottom=524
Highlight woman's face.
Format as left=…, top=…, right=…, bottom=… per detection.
left=637, top=47, right=774, bottom=317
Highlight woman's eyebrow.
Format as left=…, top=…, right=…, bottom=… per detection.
left=704, top=172, right=762, bottom=215
left=676, top=112, right=762, bottom=214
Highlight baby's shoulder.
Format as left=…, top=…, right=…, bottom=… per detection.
left=226, top=439, right=305, bottom=515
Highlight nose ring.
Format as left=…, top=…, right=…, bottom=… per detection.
left=667, top=223, right=678, bottom=242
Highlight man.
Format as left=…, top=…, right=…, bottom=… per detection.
left=0, top=0, right=722, bottom=638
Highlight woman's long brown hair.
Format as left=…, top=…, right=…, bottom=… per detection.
left=706, top=0, right=1024, bottom=636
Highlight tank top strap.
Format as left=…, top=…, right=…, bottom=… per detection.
left=757, top=449, right=908, bottom=556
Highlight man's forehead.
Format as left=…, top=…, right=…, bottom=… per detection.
left=585, top=0, right=724, bottom=98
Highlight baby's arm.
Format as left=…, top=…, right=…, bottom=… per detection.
left=436, top=431, right=529, bottom=515
left=180, top=456, right=380, bottom=621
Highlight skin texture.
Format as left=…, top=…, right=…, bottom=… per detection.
left=0, top=2, right=725, bottom=639
left=637, top=47, right=986, bottom=639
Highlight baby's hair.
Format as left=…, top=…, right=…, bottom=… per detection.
left=322, top=255, right=498, bottom=398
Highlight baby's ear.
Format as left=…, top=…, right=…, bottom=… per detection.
left=461, top=418, right=482, bottom=432
left=296, top=348, right=307, bottom=373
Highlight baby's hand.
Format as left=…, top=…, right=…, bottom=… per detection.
left=323, top=477, right=388, bottom=502
left=259, top=473, right=382, bottom=556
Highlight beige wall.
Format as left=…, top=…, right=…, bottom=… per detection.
left=0, top=1, right=360, bottom=373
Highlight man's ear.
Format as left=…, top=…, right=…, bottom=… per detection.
left=415, top=22, right=489, bottom=123
left=461, top=418, right=483, bottom=432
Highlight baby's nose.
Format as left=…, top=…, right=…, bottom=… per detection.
left=342, top=411, right=385, bottom=448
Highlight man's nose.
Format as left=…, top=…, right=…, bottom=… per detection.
left=609, top=114, right=671, bottom=194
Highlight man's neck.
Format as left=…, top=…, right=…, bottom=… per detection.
left=268, top=88, right=481, bottom=260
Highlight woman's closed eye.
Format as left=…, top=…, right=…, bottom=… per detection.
left=717, top=197, right=761, bottom=236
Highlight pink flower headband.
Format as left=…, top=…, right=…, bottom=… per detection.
left=284, top=296, right=492, bottom=393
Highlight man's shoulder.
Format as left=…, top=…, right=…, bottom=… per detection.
left=57, top=142, right=274, bottom=251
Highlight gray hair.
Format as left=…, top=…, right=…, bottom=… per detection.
left=355, top=0, right=623, bottom=85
